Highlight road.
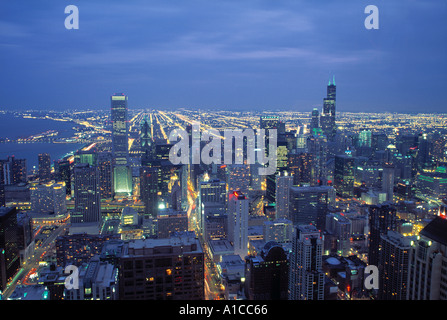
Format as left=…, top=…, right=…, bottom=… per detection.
left=2, top=224, right=67, bottom=299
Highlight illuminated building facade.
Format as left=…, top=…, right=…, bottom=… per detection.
left=111, top=93, right=132, bottom=197
left=118, top=232, right=204, bottom=300
left=289, top=224, right=324, bottom=300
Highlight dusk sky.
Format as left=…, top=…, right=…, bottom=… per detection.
left=0, top=0, right=446, bottom=113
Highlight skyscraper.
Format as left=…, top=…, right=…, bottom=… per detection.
left=111, top=93, right=132, bottom=198
left=408, top=216, right=447, bottom=300
left=334, top=154, right=355, bottom=198
left=227, top=191, right=249, bottom=259
left=139, top=166, right=160, bottom=219
left=320, top=76, right=337, bottom=141
left=289, top=224, right=324, bottom=300
left=140, top=115, right=154, bottom=166
left=275, top=172, right=293, bottom=220
left=368, top=204, right=397, bottom=266
left=289, top=185, right=334, bottom=230
left=310, top=108, right=320, bottom=133
left=379, top=231, right=416, bottom=300
left=38, top=153, right=52, bottom=182
left=72, top=163, right=101, bottom=224
left=118, top=232, right=204, bottom=300
left=245, top=241, right=289, bottom=300
left=0, top=207, right=20, bottom=292
left=97, top=152, right=113, bottom=199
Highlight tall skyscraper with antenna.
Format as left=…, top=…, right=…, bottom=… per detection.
left=320, top=76, right=337, bottom=141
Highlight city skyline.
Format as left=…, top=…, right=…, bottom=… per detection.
left=1, top=1, right=446, bottom=113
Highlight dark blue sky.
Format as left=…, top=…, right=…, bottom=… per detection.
left=0, top=0, right=446, bottom=113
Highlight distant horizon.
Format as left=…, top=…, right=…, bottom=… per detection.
left=1, top=1, right=446, bottom=113
left=1, top=106, right=447, bottom=116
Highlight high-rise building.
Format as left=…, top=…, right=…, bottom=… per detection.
left=38, top=153, right=51, bottom=182
left=97, top=152, right=113, bottom=199
left=111, top=93, right=132, bottom=197
left=379, top=231, right=416, bottom=300
left=227, top=191, right=249, bottom=259
left=30, top=181, right=67, bottom=215
left=275, top=172, right=293, bottom=220
left=245, top=241, right=289, bottom=300
left=334, top=154, right=355, bottom=198
left=320, top=77, right=337, bottom=141
left=263, top=218, right=293, bottom=244
left=310, top=108, right=320, bottom=133
left=139, top=166, right=160, bottom=219
left=0, top=207, right=20, bottom=291
left=140, top=116, right=154, bottom=166
left=288, top=151, right=314, bottom=186
left=1, top=156, right=27, bottom=185
left=307, top=133, right=328, bottom=185
left=289, top=185, right=334, bottom=230
left=367, top=204, right=397, bottom=266
left=118, top=232, right=204, bottom=300
left=382, top=163, right=395, bottom=202
left=54, top=158, right=71, bottom=195
left=289, top=224, right=324, bottom=300
left=408, top=216, right=447, bottom=300
left=72, top=163, right=101, bottom=224
left=157, top=208, right=188, bottom=239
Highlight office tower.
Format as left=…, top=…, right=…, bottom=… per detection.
left=72, top=163, right=101, bottom=224
left=0, top=207, right=20, bottom=292
left=30, top=181, right=67, bottom=215
left=408, top=216, right=447, bottom=300
left=139, top=166, right=160, bottom=219
left=227, top=164, right=250, bottom=195
left=1, top=156, right=27, bottom=185
left=56, top=233, right=120, bottom=267
left=382, top=163, right=395, bottom=202
left=140, top=116, right=154, bottom=166
left=38, top=153, right=51, bottom=182
left=198, top=178, right=226, bottom=234
left=64, top=255, right=119, bottom=300
left=378, top=231, right=416, bottom=300
left=118, top=232, right=204, bottom=300
left=320, top=77, right=337, bottom=141
left=275, top=172, right=293, bottom=220
left=111, top=93, right=132, bottom=198
left=372, top=133, right=388, bottom=153
left=415, top=169, right=447, bottom=199
left=157, top=208, right=188, bottom=239
left=263, top=218, right=293, bottom=244
left=245, top=241, right=289, bottom=300
left=288, top=152, right=314, bottom=186
left=199, top=179, right=226, bottom=204
left=310, top=108, right=320, bottom=133
left=227, top=191, right=249, bottom=259
left=97, top=152, right=113, bottom=199
left=289, top=224, right=324, bottom=300
left=260, top=115, right=280, bottom=132
left=325, top=212, right=352, bottom=256
left=54, top=158, right=71, bottom=195
left=307, top=133, right=328, bottom=185
left=396, top=134, right=418, bottom=156
left=266, top=137, right=289, bottom=204
left=367, top=204, right=397, bottom=266
left=260, top=116, right=281, bottom=204
left=358, top=129, right=372, bottom=148
left=289, top=185, right=333, bottom=230
left=334, top=154, right=355, bottom=198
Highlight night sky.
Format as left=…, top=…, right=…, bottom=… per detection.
left=1, top=0, right=446, bottom=113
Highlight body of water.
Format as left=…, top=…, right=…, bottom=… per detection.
left=0, top=114, right=85, bottom=171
